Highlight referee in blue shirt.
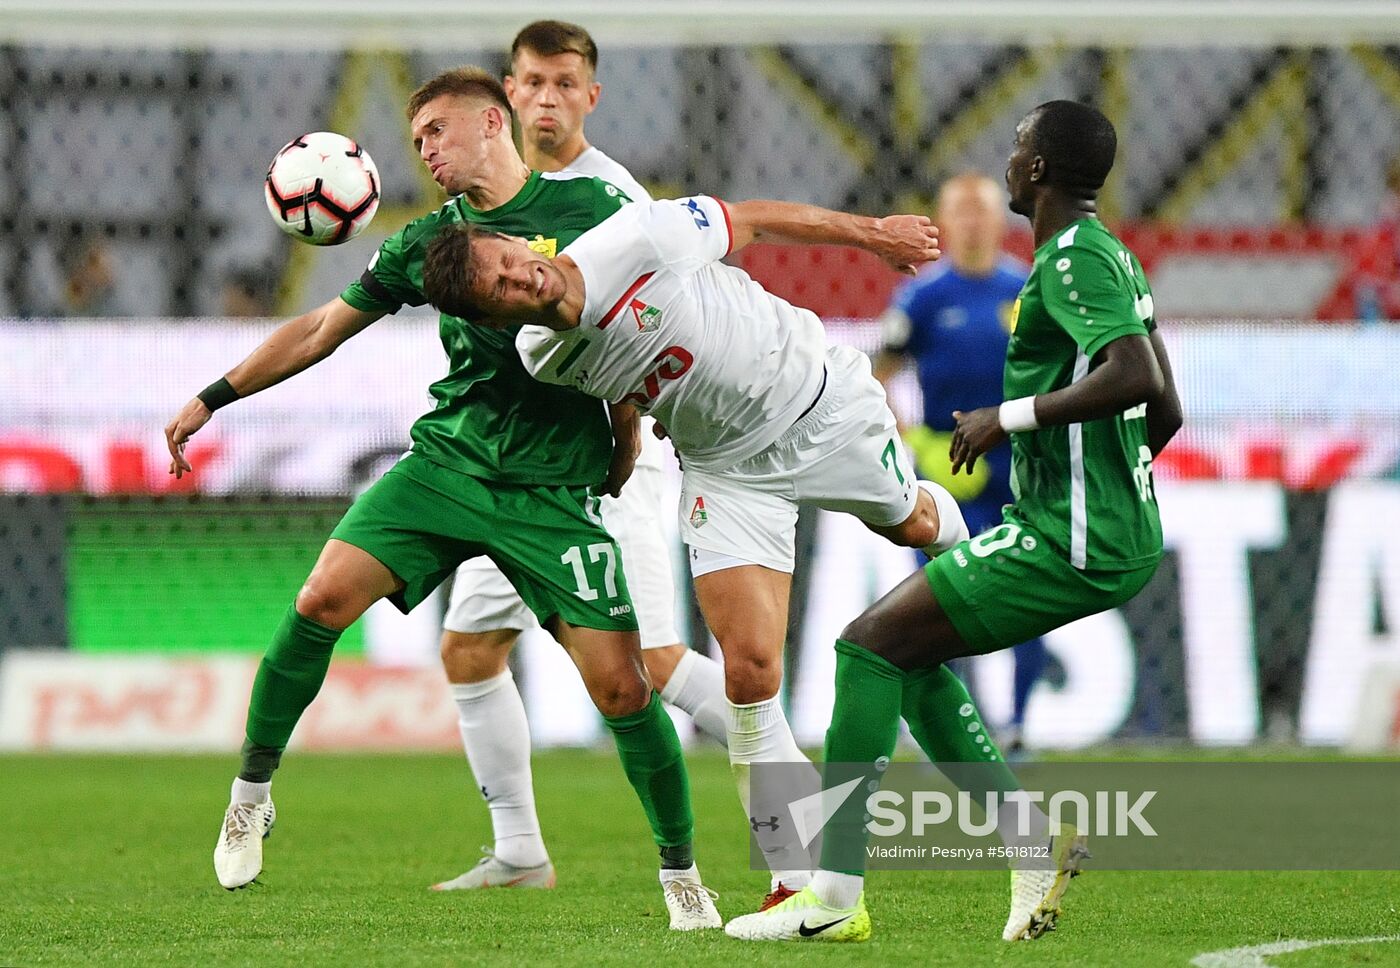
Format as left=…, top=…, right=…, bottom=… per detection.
left=873, top=172, right=1048, bottom=755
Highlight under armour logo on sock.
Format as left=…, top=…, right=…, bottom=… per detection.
left=480, top=785, right=489, bottom=799
left=750, top=815, right=781, bottom=832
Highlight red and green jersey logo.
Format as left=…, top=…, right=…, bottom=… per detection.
left=630, top=301, right=662, bottom=331
left=689, top=497, right=708, bottom=527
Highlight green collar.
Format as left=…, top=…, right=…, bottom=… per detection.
left=1034, top=217, right=1102, bottom=259
left=455, top=170, right=544, bottom=219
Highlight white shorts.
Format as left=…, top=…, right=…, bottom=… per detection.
left=443, top=421, right=682, bottom=650
left=679, top=343, right=916, bottom=577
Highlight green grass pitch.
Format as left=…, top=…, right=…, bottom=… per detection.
left=3, top=750, right=1398, bottom=966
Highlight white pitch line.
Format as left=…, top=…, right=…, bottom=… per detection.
left=1191, top=934, right=1400, bottom=968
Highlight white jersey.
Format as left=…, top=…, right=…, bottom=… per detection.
left=446, top=148, right=679, bottom=650
left=516, top=195, right=827, bottom=468
left=558, top=148, right=666, bottom=475
left=564, top=146, right=653, bottom=203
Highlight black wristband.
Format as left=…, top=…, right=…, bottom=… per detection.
left=197, top=377, right=241, bottom=412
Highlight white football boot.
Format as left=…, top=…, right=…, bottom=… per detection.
left=661, top=866, right=723, bottom=930
left=213, top=799, right=276, bottom=890
left=725, top=886, right=870, bottom=942
left=1002, top=826, right=1090, bottom=941
left=431, top=849, right=556, bottom=891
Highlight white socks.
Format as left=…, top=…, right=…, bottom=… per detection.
left=659, top=649, right=729, bottom=745
left=451, top=669, right=549, bottom=869
left=659, top=862, right=700, bottom=884
left=231, top=777, right=270, bottom=804
left=727, top=695, right=816, bottom=891
left=919, top=479, right=970, bottom=556
left=811, top=870, right=864, bottom=910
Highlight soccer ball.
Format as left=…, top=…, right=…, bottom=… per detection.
left=264, top=132, right=380, bottom=246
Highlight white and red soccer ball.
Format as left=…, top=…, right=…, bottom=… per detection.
left=264, top=131, right=380, bottom=246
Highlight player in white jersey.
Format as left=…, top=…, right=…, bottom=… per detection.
left=430, top=22, right=731, bottom=897
left=420, top=194, right=972, bottom=904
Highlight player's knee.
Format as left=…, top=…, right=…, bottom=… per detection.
left=904, top=512, right=940, bottom=549
left=721, top=646, right=783, bottom=704
left=840, top=613, right=870, bottom=648
left=440, top=630, right=514, bottom=683
left=843, top=604, right=956, bottom=672
left=892, top=501, right=940, bottom=549
left=841, top=611, right=891, bottom=656
left=642, top=644, right=685, bottom=692
left=294, top=579, right=356, bottom=629
left=591, top=671, right=652, bottom=718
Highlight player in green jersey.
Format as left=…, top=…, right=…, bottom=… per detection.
left=727, top=101, right=1183, bottom=944
left=162, top=66, right=720, bottom=930
left=431, top=21, right=735, bottom=899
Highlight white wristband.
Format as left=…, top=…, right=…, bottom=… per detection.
left=998, top=396, right=1039, bottom=433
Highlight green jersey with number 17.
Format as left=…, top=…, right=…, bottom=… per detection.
left=1003, top=218, right=1162, bottom=570
left=339, top=171, right=630, bottom=485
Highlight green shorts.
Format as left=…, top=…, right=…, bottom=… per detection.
left=925, top=511, right=1158, bottom=654
left=330, top=452, right=637, bottom=633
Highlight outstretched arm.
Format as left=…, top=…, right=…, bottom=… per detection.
left=724, top=199, right=940, bottom=275
left=164, top=296, right=384, bottom=477
left=949, top=334, right=1165, bottom=475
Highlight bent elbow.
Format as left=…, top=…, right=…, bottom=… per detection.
left=1126, top=360, right=1165, bottom=408
left=1115, top=371, right=1161, bottom=411
left=1101, top=343, right=1164, bottom=409
left=1165, top=407, right=1185, bottom=439
left=1150, top=366, right=1166, bottom=400
left=1150, top=400, right=1185, bottom=452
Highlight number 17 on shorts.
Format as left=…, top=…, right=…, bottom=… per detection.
left=562, top=542, right=619, bottom=602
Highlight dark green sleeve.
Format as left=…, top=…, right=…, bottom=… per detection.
left=340, top=227, right=426, bottom=314
left=1041, top=248, right=1150, bottom=358
left=595, top=180, right=631, bottom=219
left=1132, top=250, right=1157, bottom=334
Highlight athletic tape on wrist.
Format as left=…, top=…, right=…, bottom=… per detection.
left=998, top=396, right=1039, bottom=433
left=197, top=377, right=241, bottom=412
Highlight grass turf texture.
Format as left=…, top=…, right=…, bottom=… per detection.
left=3, top=750, right=1398, bottom=967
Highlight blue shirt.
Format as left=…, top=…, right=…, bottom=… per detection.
left=883, top=256, right=1028, bottom=529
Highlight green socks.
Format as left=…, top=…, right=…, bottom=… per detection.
left=902, top=664, right=1010, bottom=764
left=603, top=692, right=695, bottom=866
left=239, top=605, right=342, bottom=782
left=819, top=639, right=906, bottom=874
left=818, top=642, right=1027, bottom=873
left=823, top=639, right=906, bottom=764
left=902, top=664, right=1022, bottom=801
